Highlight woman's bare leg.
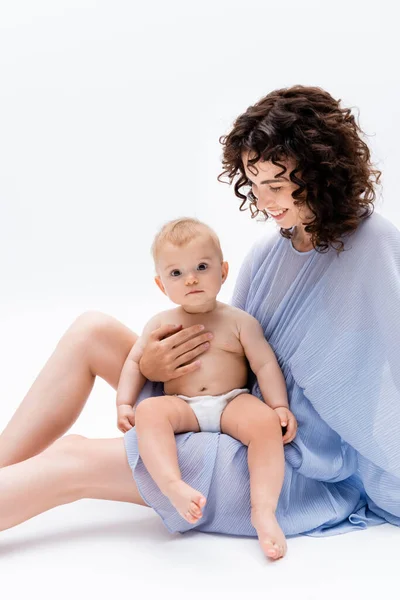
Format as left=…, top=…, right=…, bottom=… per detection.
left=0, top=435, right=148, bottom=533
left=0, top=312, right=138, bottom=467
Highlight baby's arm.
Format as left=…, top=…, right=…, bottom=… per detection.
left=116, top=315, right=162, bottom=432
left=239, top=313, right=297, bottom=443
left=239, top=313, right=288, bottom=410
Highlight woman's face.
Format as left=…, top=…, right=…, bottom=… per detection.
left=241, top=150, right=312, bottom=229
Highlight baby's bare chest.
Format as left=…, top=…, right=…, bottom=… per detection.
left=160, top=311, right=244, bottom=356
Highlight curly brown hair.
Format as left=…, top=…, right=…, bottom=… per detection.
left=218, top=85, right=382, bottom=253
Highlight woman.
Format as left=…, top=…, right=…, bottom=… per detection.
left=1, top=85, right=399, bottom=539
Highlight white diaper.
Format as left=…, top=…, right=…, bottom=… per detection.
left=177, top=388, right=249, bottom=433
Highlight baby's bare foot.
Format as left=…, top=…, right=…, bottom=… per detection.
left=251, top=508, right=287, bottom=560
left=165, top=480, right=207, bottom=524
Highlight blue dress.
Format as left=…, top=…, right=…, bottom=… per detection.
left=124, top=212, right=400, bottom=537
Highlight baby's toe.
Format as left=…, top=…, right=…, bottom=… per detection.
left=189, top=501, right=202, bottom=518
left=185, top=511, right=198, bottom=524
left=264, top=541, right=278, bottom=559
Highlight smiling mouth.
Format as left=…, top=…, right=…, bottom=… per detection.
left=267, top=208, right=288, bottom=216
left=267, top=209, right=288, bottom=220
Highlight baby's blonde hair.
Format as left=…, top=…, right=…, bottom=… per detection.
left=151, top=217, right=223, bottom=264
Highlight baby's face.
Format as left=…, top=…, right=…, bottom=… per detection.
left=155, top=236, right=228, bottom=307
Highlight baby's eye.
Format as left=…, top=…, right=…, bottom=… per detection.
left=270, top=187, right=282, bottom=193
left=170, top=269, right=181, bottom=277
left=197, top=263, right=208, bottom=271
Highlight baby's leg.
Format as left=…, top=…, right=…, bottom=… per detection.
left=134, top=396, right=206, bottom=524
left=221, top=394, right=286, bottom=560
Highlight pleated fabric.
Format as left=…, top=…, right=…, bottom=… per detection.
left=124, top=211, right=400, bottom=537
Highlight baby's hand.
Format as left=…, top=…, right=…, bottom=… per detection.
left=274, top=407, right=297, bottom=444
left=117, top=404, right=136, bottom=433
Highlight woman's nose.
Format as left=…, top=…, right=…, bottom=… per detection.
left=257, top=194, right=277, bottom=212
left=254, top=188, right=269, bottom=211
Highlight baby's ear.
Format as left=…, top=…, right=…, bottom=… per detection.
left=154, top=275, right=167, bottom=295
left=221, top=261, right=229, bottom=283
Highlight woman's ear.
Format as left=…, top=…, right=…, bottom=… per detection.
left=154, top=276, right=167, bottom=295
left=221, top=261, right=229, bottom=284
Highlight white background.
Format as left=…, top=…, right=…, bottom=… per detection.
left=0, top=1, right=399, bottom=598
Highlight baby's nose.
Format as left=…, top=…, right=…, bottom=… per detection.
left=185, top=273, right=198, bottom=285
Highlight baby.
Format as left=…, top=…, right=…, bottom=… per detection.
left=116, top=218, right=297, bottom=560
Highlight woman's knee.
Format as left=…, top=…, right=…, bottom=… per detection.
left=64, top=311, right=137, bottom=362
left=66, top=311, right=116, bottom=344
left=59, top=312, right=138, bottom=388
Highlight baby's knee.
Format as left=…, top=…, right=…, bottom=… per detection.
left=249, top=406, right=281, bottom=437
left=135, top=396, right=170, bottom=424
left=135, top=396, right=166, bottom=423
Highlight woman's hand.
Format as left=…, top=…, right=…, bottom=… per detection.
left=139, top=324, right=212, bottom=382
left=274, top=407, right=298, bottom=444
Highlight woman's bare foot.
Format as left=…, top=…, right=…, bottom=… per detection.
left=165, top=480, right=207, bottom=524
left=251, top=507, right=287, bottom=560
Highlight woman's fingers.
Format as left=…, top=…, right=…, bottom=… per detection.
left=173, top=339, right=212, bottom=364
left=161, top=324, right=209, bottom=350
left=170, top=360, right=202, bottom=379
left=149, top=323, right=183, bottom=342
left=141, top=324, right=212, bottom=381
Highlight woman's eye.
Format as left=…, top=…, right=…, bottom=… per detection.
left=197, top=263, right=208, bottom=271
left=270, top=187, right=282, bottom=193
left=170, top=269, right=181, bottom=277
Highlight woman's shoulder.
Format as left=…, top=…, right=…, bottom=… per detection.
left=361, top=211, right=399, bottom=235
left=335, top=211, right=400, bottom=277
left=247, top=228, right=281, bottom=262
left=349, top=211, right=400, bottom=253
